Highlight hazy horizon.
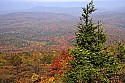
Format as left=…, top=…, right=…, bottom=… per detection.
left=0, top=0, right=125, bottom=11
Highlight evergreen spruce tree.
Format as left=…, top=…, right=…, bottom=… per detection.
left=64, top=0, right=120, bottom=83
left=76, top=1, right=106, bottom=52
left=117, top=42, right=125, bottom=62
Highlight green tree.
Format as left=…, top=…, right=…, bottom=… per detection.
left=76, top=1, right=106, bottom=52
left=117, top=42, right=125, bottom=62
left=64, top=0, right=120, bottom=83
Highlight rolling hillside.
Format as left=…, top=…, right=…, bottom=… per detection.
left=0, top=11, right=125, bottom=52
left=0, top=12, right=77, bottom=52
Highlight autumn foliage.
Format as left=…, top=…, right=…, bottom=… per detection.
left=50, top=50, right=73, bottom=76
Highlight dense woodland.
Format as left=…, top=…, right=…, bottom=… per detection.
left=0, top=0, right=125, bottom=83
left=0, top=9, right=125, bottom=52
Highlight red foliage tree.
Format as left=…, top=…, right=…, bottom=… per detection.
left=49, top=50, right=73, bottom=76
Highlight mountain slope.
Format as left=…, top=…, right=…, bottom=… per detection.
left=0, top=11, right=125, bottom=52
left=0, top=12, right=77, bottom=52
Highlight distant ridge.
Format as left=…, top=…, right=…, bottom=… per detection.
left=24, top=6, right=82, bottom=16
left=1, top=0, right=125, bottom=15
